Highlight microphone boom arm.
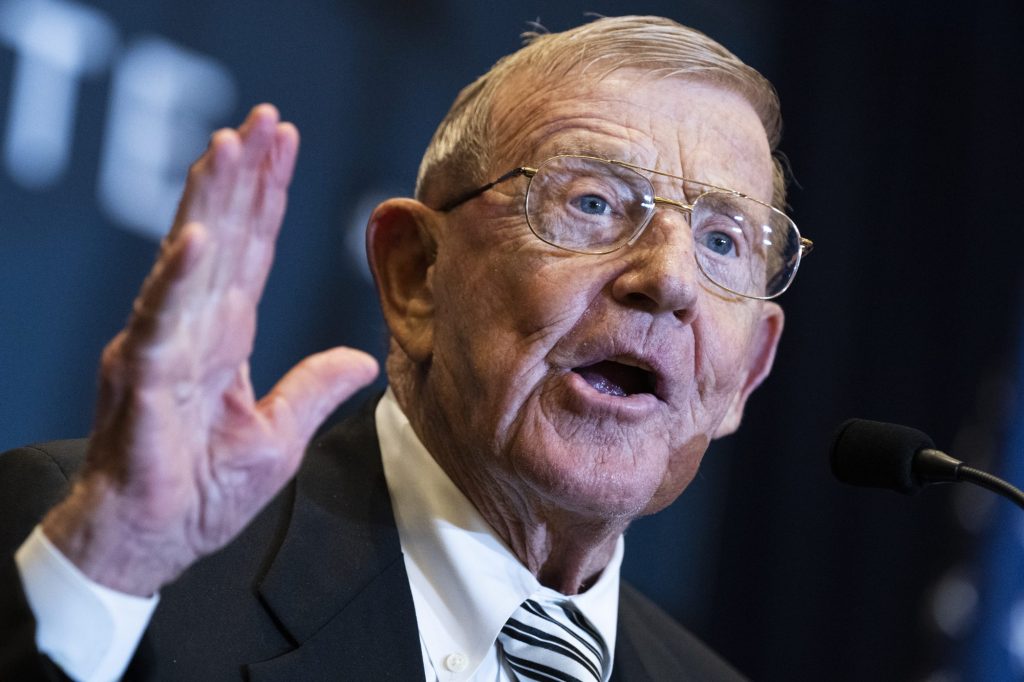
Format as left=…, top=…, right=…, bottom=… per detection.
left=958, top=465, right=1024, bottom=511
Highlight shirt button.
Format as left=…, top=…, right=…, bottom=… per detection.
left=444, top=652, right=469, bottom=672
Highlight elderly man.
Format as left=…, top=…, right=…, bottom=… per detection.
left=0, top=15, right=810, bottom=682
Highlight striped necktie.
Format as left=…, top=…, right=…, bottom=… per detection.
left=497, top=598, right=609, bottom=682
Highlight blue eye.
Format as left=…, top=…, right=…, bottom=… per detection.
left=573, top=194, right=610, bottom=215
left=702, top=231, right=736, bottom=256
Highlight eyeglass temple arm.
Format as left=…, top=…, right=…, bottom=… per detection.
left=799, top=237, right=814, bottom=257
left=437, top=167, right=533, bottom=212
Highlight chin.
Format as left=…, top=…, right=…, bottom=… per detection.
left=508, top=434, right=704, bottom=521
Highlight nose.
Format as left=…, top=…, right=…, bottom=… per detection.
left=610, top=208, right=700, bottom=324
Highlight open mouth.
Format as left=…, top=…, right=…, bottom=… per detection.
left=572, top=360, right=657, bottom=398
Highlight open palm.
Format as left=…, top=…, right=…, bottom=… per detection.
left=42, top=105, right=378, bottom=596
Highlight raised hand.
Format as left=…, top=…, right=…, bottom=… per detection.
left=40, top=105, right=378, bottom=596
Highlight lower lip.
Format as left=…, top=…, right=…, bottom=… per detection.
left=560, top=370, right=661, bottom=418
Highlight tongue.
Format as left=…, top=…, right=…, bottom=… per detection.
left=575, top=361, right=651, bottom=397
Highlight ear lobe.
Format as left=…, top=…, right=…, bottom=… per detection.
left=713, top=303, right=785, bottom=438
left=366, top=198, right=439, bottom=363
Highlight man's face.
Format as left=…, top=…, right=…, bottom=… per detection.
left=417, top=71, right=783, bottom=520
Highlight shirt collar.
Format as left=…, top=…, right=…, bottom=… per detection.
left=376, top=389, right=622, bottom=680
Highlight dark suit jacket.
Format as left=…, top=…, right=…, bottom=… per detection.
left=0, top=400, right=746, bottom=681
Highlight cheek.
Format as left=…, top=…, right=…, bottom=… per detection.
left=429, top=250, right=589, bottom=414
left=694, top=311, right=758, bottom=402
left=439, top=247, right=597, bottom=363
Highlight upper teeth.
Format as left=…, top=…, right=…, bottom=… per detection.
left=610, top=355, right=651, bottom=372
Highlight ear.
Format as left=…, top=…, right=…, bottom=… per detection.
left=713, top=302, right=785, bottom=438
left=366, top=198, right=439, bottom=363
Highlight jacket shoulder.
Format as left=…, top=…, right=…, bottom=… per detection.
left=0, top=440, right=87, bottom=556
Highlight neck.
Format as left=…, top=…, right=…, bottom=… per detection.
left=389, top=364, right=627, bottom=595
left=485, top=500, right=625, bottom=595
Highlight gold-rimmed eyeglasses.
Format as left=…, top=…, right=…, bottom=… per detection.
left=439, top=154, right=813, bottom=300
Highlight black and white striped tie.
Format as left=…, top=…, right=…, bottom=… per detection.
left=497, top=598, right=609, bottom=682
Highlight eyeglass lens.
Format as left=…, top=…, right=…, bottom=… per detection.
left=524, top=155, right=801, bottom=299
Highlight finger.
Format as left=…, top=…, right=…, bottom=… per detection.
left=238, top=104, right=280, bottom=166
left=171, top=128, right=243, bottom=240
left=205, top=107, right=292, bottom=294
left=259, top=348, right=380, bottom=446
left=239, top=118, right=297, bottom=241
left=237, top=123, right=300, bottom=293
left=173, top=104, right=275, bottom=242
left=180, top=113, right=270, bottom=294
left=267, top=121, right=300, bottom=193
left=227, top=105, right=279, bottom=222
left=126, top=222, right=208, bottom=350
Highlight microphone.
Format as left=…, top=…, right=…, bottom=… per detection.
left=830, top=418, right=1024, bottom=510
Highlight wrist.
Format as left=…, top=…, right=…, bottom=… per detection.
left=41, top=476, right=188, bottom=597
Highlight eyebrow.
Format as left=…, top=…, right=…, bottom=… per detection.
left=544, top=139, right=635, bottom=165
left=523, top=145, right=767, bottom=206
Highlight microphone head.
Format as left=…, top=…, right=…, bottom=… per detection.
left=830, top=418, right=935, bottom=494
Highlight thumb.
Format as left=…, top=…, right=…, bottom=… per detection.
left=261, top=347, right=379, bottom=445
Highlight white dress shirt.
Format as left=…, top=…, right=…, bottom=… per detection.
left=376, top=390, right=622, bottom=681
left=15, top=390, right=623, bottom=681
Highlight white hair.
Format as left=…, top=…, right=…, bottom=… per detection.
left=415, top=15, right=786, bottom=210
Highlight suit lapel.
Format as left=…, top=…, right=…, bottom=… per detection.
left=246, top=401, right=423, bottom=681
left=612, top=608, right=654, bottom=682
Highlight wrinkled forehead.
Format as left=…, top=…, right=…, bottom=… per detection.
left=487, top=67, right=774, bottom=202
